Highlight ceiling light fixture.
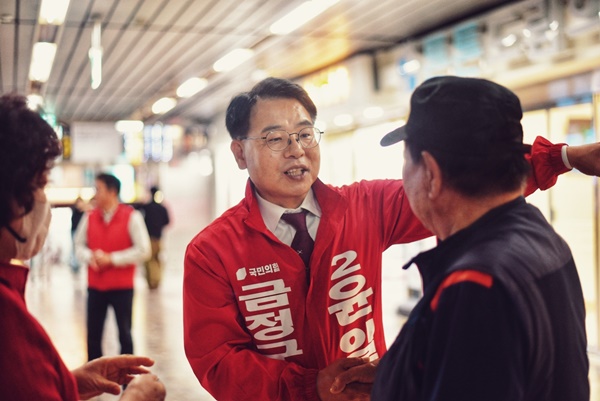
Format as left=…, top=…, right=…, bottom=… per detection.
left=213, top=48, right=255, bottom=72
left=29, top=42, right=57, bottom=82
left=89, top=19, right=103, bottom=89
left=152, top=97, right=177, bottom=114
left=270, top=0, right=340, bottom=35
left=176, top=77, right=208, bottom=98
left=28, top=0, right=69, bottom=92
left=39, top=0, right=71, bottom=25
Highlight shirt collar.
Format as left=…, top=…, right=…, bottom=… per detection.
left=101, top=204, right=119, bottom=220
left=403, top=196, right=526, bottom=287
left=255, top=189, right=322, bottom=233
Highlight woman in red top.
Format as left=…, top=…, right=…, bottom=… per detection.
left=0, top=94, right=166, bottom=401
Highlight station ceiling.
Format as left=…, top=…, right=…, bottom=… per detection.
left=0, top=0, right=514, bottom=126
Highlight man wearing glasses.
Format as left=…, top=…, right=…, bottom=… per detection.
left=183, top=77, right=600, bottom=401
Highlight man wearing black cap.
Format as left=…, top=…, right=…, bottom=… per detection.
left=368, top=76, right=589, bottom=400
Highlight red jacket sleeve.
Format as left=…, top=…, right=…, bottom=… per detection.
left=524, top=136, right=570, bottom=196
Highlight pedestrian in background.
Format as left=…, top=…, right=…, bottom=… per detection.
left=140, top=186, right=170, bottom=290
left=69, top=195, right=88, bottom=272
left=75, top=173, right=151, bottom=361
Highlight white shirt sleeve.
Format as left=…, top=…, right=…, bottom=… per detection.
left=74, top=213, right=93, bottom=265
left=110, top=209, right=152, bottom=266
left=561, top=145, right=573, bottom=170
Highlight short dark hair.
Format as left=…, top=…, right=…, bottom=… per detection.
left=405, top=138, right=531, bottom=197
left=96, top=173, right=121, bottom=195
left=0, top=94, right=61, bottom=227
left=225, top=77, right=317, bottom=139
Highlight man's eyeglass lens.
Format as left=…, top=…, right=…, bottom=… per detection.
left=264, top=127, right=321, bottom=151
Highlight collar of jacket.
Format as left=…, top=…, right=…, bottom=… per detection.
left=242, top=178, right=348, bottom=239
left=402, top=196, right=526, bottom=288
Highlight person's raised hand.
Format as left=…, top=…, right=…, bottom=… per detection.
left=71, top=355, right=155, bottom=400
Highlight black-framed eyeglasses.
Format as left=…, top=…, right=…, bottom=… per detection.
left=241, top=127, right=323, bottom=151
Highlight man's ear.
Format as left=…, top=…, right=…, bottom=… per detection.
left=421, top=151, right=442, bottom=199
left=230, top=140, right=248, bottom=170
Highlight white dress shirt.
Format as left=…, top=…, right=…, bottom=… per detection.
left=255, top=189, right=321, bottom=245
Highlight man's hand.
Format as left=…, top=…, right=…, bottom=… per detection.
left=71, top=355, right=155, bottom=400
left=567, top=142, right=600, bottom=176
left=93, top=249, right=113, bottom=267
left=317, top=358, right=373, bottom=401
left=330, top=358, right=378, bottom=395
left=89, top=252, right=100, bottom=271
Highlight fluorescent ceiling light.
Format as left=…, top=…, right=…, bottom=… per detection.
left=115, top=120, right=144, bottom=133
left=213, top=48, right=254, bottom=72
left=89, top=20, right=102, bottom=90
left=270, top=0, right=340, bottom=35
left=39, top=0, right=70, bottom=25
left=176, top=77, right=208, bottom=98
left=29, top=42, right=57, bottom=82
left=89, top=47, right=102, bottom=89
left=152, top=97, right=177, bottom=114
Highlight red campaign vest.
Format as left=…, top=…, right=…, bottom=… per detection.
left=87, top=204, right=136, bottom=290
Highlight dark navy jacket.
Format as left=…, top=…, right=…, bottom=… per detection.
left=372, top=197, right=589, bottom=401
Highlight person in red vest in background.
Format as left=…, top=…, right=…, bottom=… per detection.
left=75, top=173, right=151, bottom=361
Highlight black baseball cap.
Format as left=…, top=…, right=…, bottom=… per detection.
left=380, top=76, right=531, bottom=157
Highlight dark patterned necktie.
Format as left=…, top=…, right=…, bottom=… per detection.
left=281, top=210, right=314, bottom=268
